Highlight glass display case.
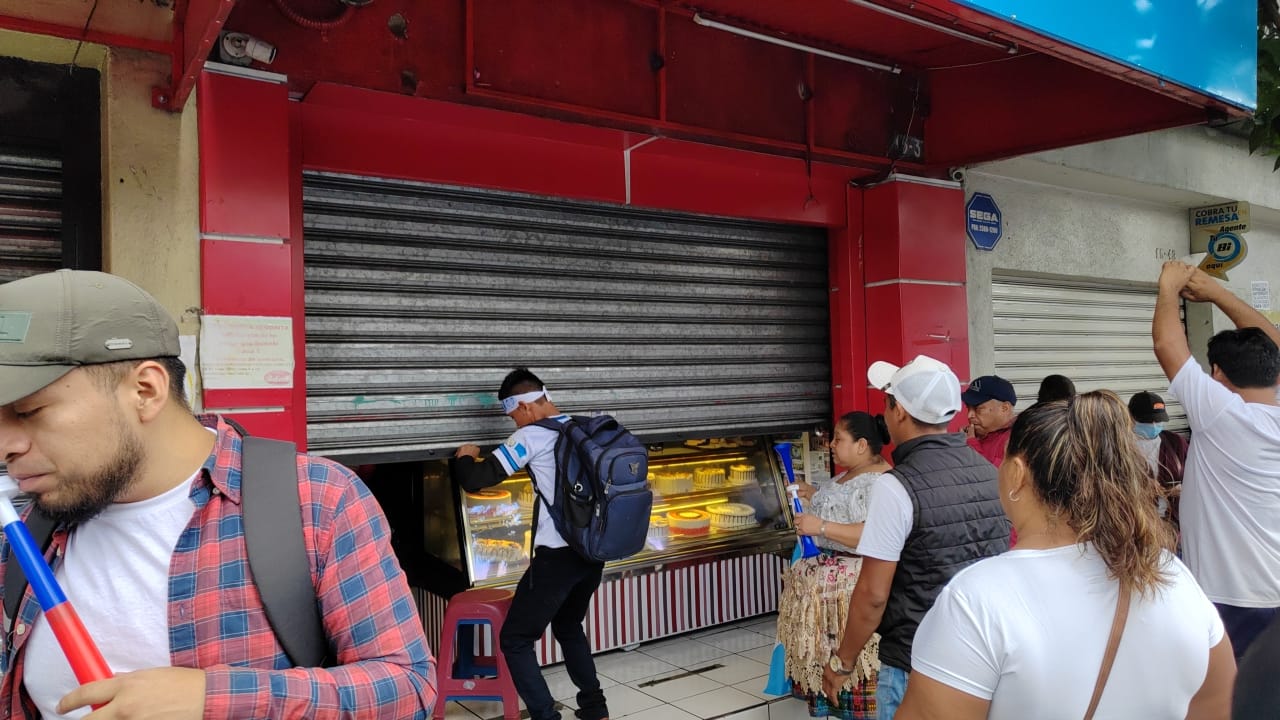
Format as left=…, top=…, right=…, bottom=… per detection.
left=423, top=434, right=816, bottom=589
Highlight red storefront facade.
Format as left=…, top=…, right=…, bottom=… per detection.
left=0, top=0, right=1256, bottom=654
left=0, top=2, right=1251, bottom=443
left=196, top=70, right=975, bottom=441
left=161, top=0, right=1249, bottom=441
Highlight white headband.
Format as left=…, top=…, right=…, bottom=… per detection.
left=501, top=388, right=549, bottom=414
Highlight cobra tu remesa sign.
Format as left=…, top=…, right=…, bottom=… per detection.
left=1189, top=201, right=1250, bottom=280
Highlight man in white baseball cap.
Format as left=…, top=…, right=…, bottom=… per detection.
left=868, top=355, right=965, bottom=426
left=823, top=355, right=1010, bottom=719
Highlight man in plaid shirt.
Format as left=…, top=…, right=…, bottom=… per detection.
left=0, top=270, right=437, bottom=719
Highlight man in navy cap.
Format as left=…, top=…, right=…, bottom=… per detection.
left=962, top=375, right=1017, bottom=467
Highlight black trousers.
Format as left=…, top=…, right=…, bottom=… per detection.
left=499, top=546, right=609, bottom=720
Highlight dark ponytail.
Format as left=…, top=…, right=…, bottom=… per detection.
left=874, top=415, right=890, bottom=447
left=837, top=411, right=890, bottom=455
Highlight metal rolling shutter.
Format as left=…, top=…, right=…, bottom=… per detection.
left=0, top=150, right=62, bottom=284
left=0, top=149, right=62, bottom=501
left=302, top=171, right=831, bottom=462
left=991, top=274, right=1186, bottom=431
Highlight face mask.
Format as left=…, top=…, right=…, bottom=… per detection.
left=1134, top=422, right=1163, bottom=440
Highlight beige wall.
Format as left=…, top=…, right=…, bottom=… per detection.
left=99, top=48, right=201, bottom=338
left=0, top=30, right=201, bottom=343
left=0, top=28, right=105, bottom=68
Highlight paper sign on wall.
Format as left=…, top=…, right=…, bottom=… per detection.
left=179, top=335, right=201, bottom=411
left=199, top=315, right=294, bottom=390
left=1252, top=281, right=1272, bottom=311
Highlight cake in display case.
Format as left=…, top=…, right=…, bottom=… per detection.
left=425, top=434, right=809, bottom=588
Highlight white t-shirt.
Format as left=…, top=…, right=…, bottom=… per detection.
left=1169, top=356, right=1280, bottom=606
left=493, top=415, right=570, bottom=550
left=912, top=545, right=1223, bottom=720
left=25, top=471, right=199, bottom=719
left=855, top=473, right=913, bottom=561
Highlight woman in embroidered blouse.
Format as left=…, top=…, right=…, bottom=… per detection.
left=778, top=411, right=892, bottom=720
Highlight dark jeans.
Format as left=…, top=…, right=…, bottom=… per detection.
left=1214, top=603, right=1279, bottom=660
left=499, top=546, right=608, bottom=720
left=1233, top=610, right=1280, bottom=719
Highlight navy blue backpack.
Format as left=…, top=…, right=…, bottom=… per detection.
left=532, top=415, right=652, bottom=562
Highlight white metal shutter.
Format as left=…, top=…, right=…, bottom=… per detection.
left=0, top=150, right=62, bottom=284
left=991, top=274, right=1186, bottom=431
left=302, top=171, right=831, bottom=462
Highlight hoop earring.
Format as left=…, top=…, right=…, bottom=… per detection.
left=1007, top=489, right=1021, bottom=503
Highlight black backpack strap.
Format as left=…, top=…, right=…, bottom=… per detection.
left=532, top=417, right=570, bottom=433
left=3, top=505, right=56, bottom=636
left=534, top=416, right=591, bottom=498
left=241, top=436, right=329, bottom=668
left=525, top=460, right=551, bottom=553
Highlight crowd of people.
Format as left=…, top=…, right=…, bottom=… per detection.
left=0, top=258, right=1276, bottom=720
left=778, top=261, right=1280, bottom=720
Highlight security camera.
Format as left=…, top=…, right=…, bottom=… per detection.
left=218, top=32, right=276, bottom=66
left=948, top=167, right=967, bottom=183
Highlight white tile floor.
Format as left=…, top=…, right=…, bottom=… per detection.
left=440, top=613, right=817, bottom=720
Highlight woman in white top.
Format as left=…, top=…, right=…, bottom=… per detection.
left=778, top=412, right=892, bottom=719
left=897, top=391, right=1235, bottom=720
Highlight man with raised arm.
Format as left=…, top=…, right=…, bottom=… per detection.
left=1153, top=261, right=1280, bottom=659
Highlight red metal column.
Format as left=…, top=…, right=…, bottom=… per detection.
left=861, top=177, right=970, bottom=417
left=828, top=184, right=868, bottom=419
left=197, top=69, right=300, bottom=442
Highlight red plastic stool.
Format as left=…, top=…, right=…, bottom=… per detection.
left=433, top=587, right=520, bottom=720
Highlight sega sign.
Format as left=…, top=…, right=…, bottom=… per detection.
left=966, top=193, right=1002, bottom=251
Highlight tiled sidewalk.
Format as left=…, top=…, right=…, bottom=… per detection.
left=442, top=613, right=817, bottom=720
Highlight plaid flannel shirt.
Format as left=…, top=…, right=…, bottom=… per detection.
left=0, top=416, right=437, bottom=719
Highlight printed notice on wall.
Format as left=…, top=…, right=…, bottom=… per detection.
left=1252, top=280, right=1271, bottom=311
left=179, top=335, right=201, bottom=411
left=199, top=315, right=295, bottom=390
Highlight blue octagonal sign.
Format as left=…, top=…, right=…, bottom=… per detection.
left=966, top=193, right=1002, bottom=251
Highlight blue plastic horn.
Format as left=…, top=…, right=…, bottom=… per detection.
left=774, top=442, right=821, bottom=559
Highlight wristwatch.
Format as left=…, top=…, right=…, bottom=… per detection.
left=828, top=654, right=854, bottom=676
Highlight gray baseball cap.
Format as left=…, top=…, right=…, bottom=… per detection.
left=0, top=270, right=179, bottom=406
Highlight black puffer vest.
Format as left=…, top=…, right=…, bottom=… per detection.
left=876, top=432, right=1011, bottom=670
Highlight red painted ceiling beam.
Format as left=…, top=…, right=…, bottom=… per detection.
left=153, top=0, right=236, bottom=111
left=0, top=13, right=171, bottom=55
